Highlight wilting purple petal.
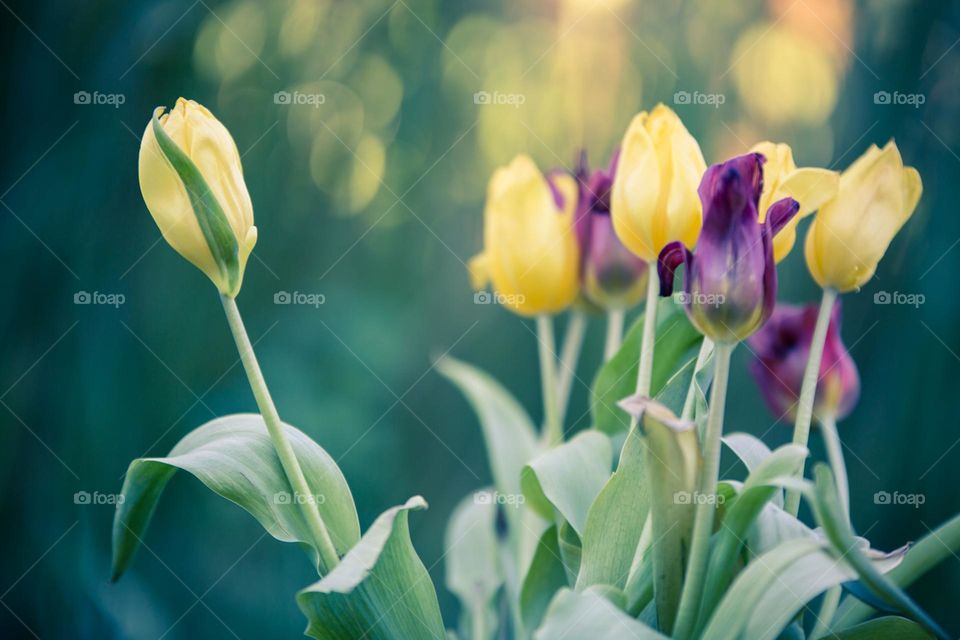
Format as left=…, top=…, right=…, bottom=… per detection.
left=766, top=196, right=800, bottom=237
left=658, top=240, right=690, bottom=297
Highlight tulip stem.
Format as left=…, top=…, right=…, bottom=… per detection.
left=221, top=295, right=340, bottom=573
left=635, top=261, right=660, bottom=399
left=681, top=338, right=713, bottom=422
left=557, top=311, right=587, bottom=426
left=604, top=309, right=625, bottom=360
left=785, top=288, right=838, bottom=516
left=537, top=315, right=562, bottom=445
left=811, top=585, right=842, bottom=639
left=820, top=414, right=850, bottom=524
left=673, top=341, right=733, bottom=640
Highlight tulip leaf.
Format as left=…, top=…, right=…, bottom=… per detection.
left=445, top=490, right=502, bottom=640
left=833, top=513, right=960, bottom=631
left=575, top=427, right=649, bottom=590
left=533, top=588, right=668, bottom=639
left=722, top=432, right=774, bottom=474
left=830, top=616, right=933, bottom=640
left=520, top=525, right=569, bottom=633
left=296, top=496, right=446, bottom=640
left=520, top=431, right=613, bottom=537
left=591, top=300, right=703, bottom=434
left=112, top=414, right=360, bottom=581
left=150, top=107, right=240, bottom=293
left=437, top=356, right=538, bottom=503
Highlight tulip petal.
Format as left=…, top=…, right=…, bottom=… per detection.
left=766, top=197, right=800, bottom=237
left=657, top=241, right=690, bottom=298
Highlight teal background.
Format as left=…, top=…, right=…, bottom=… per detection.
left=1, top=0, right=959, bottom=638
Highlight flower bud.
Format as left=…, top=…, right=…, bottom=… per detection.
left=469, top=155, right=579, bottom=316
left=611, top=105, right=707, bottom=262
left=748, top=301, right=860, bottom=421
left=805, top=141, right=921, bottom=292
left=574, top=151, right=648, bottom=310
left=658, top=153, right=799, bottom=343
left=750, top=141, right=839, bottom=263
left=138, top=98, right=257, bottom=297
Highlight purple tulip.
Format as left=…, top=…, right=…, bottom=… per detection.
left=657, top=153, right=799, bottom=342
left=748, top=301, right=860, bottom=421
left=572, top=151, right=649, bottom=310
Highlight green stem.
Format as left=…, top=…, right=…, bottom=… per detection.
left=635, top=261, right=660, bottom=399
left=785, top=288, right=837, bottom=516
left=221, top=295, right=340, bottom=572
left=556, top=311, right=587, bottom=427
left=604, top=308, right=625, bottom=360
left=681, top=338, right=713, bottom=422
left=537, top=315, right=562, bottom=445
left=673, top=341, right=734, bottom=640
left=471, top=604, right=487, bottom=640
left=811, top=585, right=841, bottom=639
left=820, top=414, right=849, bottom=524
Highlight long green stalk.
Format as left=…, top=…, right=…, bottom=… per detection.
left=673, top=341, right=734, bottom=640
left=785, top=288, right=837, bottom=516
left=635, top=262, right=660, bottom=399
left=556, top=310, right=587, bottom=426
left=820, top=414, right=849, bottom=523
left=537, top=315, right=562, bottom=445
left=221, top=295, right=340, bottom=572
left=604, top=308, right=625, bottom=360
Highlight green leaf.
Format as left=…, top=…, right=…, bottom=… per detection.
left=722, top=432, right=774, bottom=475
left=576, top=427, right=648, bottom=590
left=520, top=525, right=568, bottom=633
left=591, top=300, right=703, bottom=434
left=521, top=431, right=613, bottom=537
left=112, top=414, right=360, bottom=580
left=297, top=496, right=446, bottom=640
left=445, top=490, right=502, bottom=639
left=150, top=107, right=240, bottom=293
left=834, top=513, right=960, bottom=630
left=627, top=399, right=700, bottom=634
left=696, top=444, right=809, bottom=632
left=810, top=465, right=949, bottom=640
left=437, top=356, right=538, bottom=502
left=831, top=616, right=933, bottom=639
left=534, top=588, right=668, bottom=639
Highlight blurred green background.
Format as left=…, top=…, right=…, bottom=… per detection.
left=2, top=0, right=959, bottom=637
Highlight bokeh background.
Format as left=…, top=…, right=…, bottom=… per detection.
left=2, top=0, right=959, bottom=637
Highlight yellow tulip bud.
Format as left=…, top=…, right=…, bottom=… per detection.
left=804, top=141, right=922, bottom=292
left=750, top=141, right=839, bottom=262
left=471, top=155, right=579, bottom=316
left=138, top=98, right=258, bottom=297
left=610, top=104, right=706, bottom=262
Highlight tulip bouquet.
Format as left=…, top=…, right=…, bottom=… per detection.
left=110, top=98, right=958, bottom=640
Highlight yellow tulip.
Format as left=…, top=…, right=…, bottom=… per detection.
left=138, top=98, right=257, bottom=297
left=610, top=104, right=706, bottom=262
left=470, top=155, right=579, bottom=316
left=805, top=141, right=922, bottom=292
left=751, top=141, right=839, bottom=262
